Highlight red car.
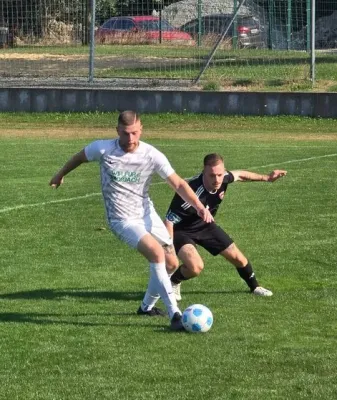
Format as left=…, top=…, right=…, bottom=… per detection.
left=95, top=16, right=194, bottom=44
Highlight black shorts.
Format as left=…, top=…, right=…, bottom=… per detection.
left=173, top=223, right=233, bottom=256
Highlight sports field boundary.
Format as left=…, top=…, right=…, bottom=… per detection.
left=0, top=87, right=336, bottom=117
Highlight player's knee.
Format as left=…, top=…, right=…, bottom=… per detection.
left=148, top=245, right=165, bottom=263
left=137, top=235, right=166, bottom=263
left=224, top=244, right=247, bottom=267
left=189, top=260, right=204, bottom=276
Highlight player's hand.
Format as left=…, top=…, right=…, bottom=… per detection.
left=197, top=207, right=214, bottom=223
left=267, top=170, right=287, bottom=182
left=49, top=174, right=64, bottom=188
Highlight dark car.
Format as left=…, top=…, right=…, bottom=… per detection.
left=96, top=16, right=194, bottom=44
left=180, top=14, right=264, bottom=49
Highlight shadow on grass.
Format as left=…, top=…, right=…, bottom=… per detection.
left=0, top=288, right=247, bottom=302
left=265, top=79, right=285, bottom=87
left=0, top=288, right=144, bottom=301
left=0, top=312, right=165, bottom=327
left=232, top=79, right=254, bottom=86
left=183, top=289, right=249, bottom=296
left=0, top=312, right=110, bottom=326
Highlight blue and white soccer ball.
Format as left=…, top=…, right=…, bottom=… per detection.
left=182, top=304, right=213, bottom=333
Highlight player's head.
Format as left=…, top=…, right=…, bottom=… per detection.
left=202, top=153, right=226, bottom=192
left=116, top=110, right=142, bottom=152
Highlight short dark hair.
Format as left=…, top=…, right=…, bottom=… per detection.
left=118, top=110, right=140, bottom=126
left=203, top=153, right=224, bottom=167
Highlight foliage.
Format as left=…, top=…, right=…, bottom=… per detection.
left=96, top=0, right=118, bottom=24
left=115, top=0, right=180, bottom=16
left=0, top=0, right=117, bottom=36
left=202, top=81, right=221, bottom=91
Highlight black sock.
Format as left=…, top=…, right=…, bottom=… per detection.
left=171, top=266, right=190, bottom=284
left=236, top=262, right=259, bottom=291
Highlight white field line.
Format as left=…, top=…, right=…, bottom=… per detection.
left=0, top=193, right=100, bottom=214
left=249, top=152, right=337, bottom=169
left=1, top=152, right=337, bottom=215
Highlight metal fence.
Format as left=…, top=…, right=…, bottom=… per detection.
left=0, top=0, right=336, bottom=90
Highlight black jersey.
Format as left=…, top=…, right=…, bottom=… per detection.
left=165, top=171, right=234, bottom=232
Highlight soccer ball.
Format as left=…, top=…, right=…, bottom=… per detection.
left=182, top=304, right=213, bottom=333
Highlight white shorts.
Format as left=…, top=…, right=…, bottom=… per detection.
left=109, top=210, right=172, bottom=249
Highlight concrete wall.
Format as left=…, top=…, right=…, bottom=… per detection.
left=0, top=87, right=336, bottom=117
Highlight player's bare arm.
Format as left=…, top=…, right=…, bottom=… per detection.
left=49, top=149, right=88, bottom=188
left=166, top=173, right=214, bottom=223
left=231, top=169, right=287, bottom=183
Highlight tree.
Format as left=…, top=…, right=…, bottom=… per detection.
left=115, top=0, right=180, bottom=16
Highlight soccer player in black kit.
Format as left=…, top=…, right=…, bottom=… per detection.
left=164, top=153, right=287, bottom=301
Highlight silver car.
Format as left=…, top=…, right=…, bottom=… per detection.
left=180, top=14, right=264, bottom=49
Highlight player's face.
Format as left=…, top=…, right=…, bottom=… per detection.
left=203, top=162, right=226, bottom=192
left=117, top=120, right=143, bottom=152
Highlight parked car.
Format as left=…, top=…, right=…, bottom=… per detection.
left=180, top=14, right=264, bottom=49
left=95, top=16, right=194, bottom=44
left=317, top=32, right=337, bottom=49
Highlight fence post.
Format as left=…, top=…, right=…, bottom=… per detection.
left=194, top=0, right=247, bottom=84
left=306, top=0, right=311, bottom=52
left=287, top=0, right=292, bottom=50
left=197, top=0, right=202, bottom=47
left=233, top=0, right=238, bottom=49
left=159, top=6, right=162, bottom=44
left=82, top=0, right=90, bottom=45
left=88, top=0, right=96, bottom=83
left=268, top=0, right=274, bottom=50
left=310, top=0, right=315, bottom=84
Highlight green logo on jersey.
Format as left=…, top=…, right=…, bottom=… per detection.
left=110, top=170, right=141, bottom=183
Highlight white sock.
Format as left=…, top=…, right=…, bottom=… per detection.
left=141, top=291, right=160, bottom=312
left=143, top=262, right=180, bottom=319
left=141, top=272, right=175, bottom=314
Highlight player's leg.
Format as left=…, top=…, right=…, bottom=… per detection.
left=219, top=243, right=273, bottom=296
left=170, top=223, right=229, bottom=300
left=163, top=244, right=183, bottom=300
left=137, top=234, right=184, bottom=329
left=174, top=244, right=204, bottom=279
left=170, top=244, right=204, bottom=301
left=110, top=217, right=183, bottom=329
left=140, top=211, right=184, bottom=329
left=140, top=243, right=178, bottom=312
left=193, top=224, right=271, bottom=297
left=139, top=213, right=179, bottom=313
left=140, top=241, right=183, bottom=330
left=164, top=244, right=179, bottom=275
left=171, top=231, right=204, bottom=279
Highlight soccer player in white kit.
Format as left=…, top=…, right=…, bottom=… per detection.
left=49, top=110, right=213, bottom=330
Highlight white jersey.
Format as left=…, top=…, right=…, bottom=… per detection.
left=84, top=139, right=175, bottom=222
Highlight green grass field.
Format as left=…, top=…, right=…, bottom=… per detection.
left=1, top=113, right=337, bottom=399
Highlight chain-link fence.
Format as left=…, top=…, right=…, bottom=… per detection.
left=0, top=0, right=336, bottom=90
